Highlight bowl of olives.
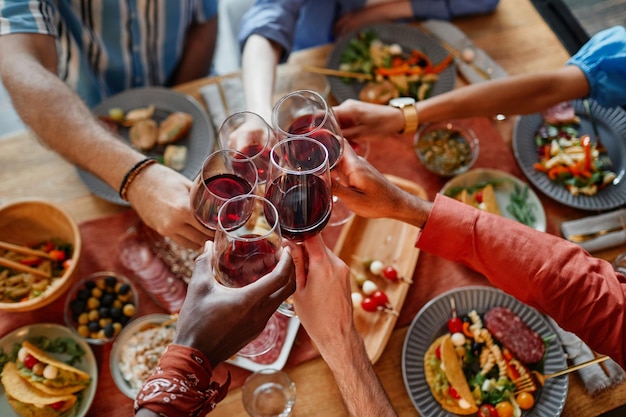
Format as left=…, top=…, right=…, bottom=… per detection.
left=64, top=271, right=139, bottom=345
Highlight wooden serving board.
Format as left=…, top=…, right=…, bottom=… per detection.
left=333, top=175, right=425, bottom=363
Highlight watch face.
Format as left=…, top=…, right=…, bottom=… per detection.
left=390, top=97, right=416, bottom=107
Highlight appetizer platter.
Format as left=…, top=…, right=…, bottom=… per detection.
left=0, top=323, right=97, bottom=417
left=82, top=87, right=214, bottom=206
left=333, top=175, right=424, bottom=363
left=326, top=23, right=455, bottom=104
left=440, top=168, right=547, bottom=232
left=403, top=286, right=568, bottom=417
left=513, top=99, right=626, bottom=210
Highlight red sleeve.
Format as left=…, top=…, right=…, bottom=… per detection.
left=416, top=194, right=626, bottom=367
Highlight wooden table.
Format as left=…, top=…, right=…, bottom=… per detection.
left=1, top=0, right=625, bottom=415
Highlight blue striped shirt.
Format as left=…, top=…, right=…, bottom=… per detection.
left=0, top=0, right=217, bottom=106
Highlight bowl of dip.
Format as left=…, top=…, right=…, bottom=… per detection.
left=414, top=121, right=479, bottom=177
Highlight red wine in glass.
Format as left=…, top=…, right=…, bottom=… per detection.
left=287, top=114, right=343, bottom=167
left=216, top=236, right=280, bottom=287
left=239, top=144, right=271, bottom=181
left=192, top=173, right=254, bottom=230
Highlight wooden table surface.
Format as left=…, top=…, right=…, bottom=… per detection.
left=1, top=0, right=625, bottom=416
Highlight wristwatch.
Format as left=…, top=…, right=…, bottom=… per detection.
left=389, top=97, right=418, bottom=135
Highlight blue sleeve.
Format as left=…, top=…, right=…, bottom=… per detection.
left=408, top=0, right=499, bottom=20
left=0, top=0, right=57, bottom=36
left=238, top=0, right=304, bottom=62
left=567, top=26, right=626, bottom=108
left=198, top=0, right=218, bottom=21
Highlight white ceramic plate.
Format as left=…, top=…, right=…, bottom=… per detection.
left=0, top=323, right=98, bottom=417
left=402, top=286, right=568, bottom=417
left=227, top=316, right=300, bottom=372
left=440, top=168, right=547, bottom=231
left=80, top=87, right=214, bottom=206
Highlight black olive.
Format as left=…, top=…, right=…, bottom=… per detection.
left=111, top=307, right=123, bottom=319
left=84, top=280, right=96, bottom=290
left=104, top=323, right=115, bottom=338
left=77, top=288, right=91, bottom=301
left=70, top=299, right=86, bottom=316
left=105, top=275, right=117, bottom=288
left=88, top=321, right=100, bottom=333
left=99, top=307, right=111, bottom=318
left=118, top=283, right=131, bottom=295
left=101, top=293, right=116, bottom=307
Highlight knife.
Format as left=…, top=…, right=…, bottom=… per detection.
left=566, top=225, right=626, bottom=243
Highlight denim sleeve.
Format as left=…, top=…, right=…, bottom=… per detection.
left=408, top=0, right=500, bottom=20
left=0, top=0, right=57, bottom=36
left=567, top=26, right=626, bottom=108
left=238, top=0, right=303, bottom=61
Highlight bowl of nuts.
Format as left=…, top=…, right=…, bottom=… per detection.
left=64, top=271, right=138, bottom=344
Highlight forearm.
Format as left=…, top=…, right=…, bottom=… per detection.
left=242, top=34, right=281, bottom=123
left=170, top=17, right=218, bottom=85
left=0, top=41, right=144, bottom=190
left=417, top=66, right=590, bottom=123
left=319, top=329, right=397, bottom=417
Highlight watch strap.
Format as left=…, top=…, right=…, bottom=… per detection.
left=399, top=104, right=419, bottom=135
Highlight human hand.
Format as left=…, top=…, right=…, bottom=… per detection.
left=126, top=163, right=213, bottom=249
left=334, top=8, right=391, bottom=38
left=289, top=236, right=354, bottom=350
left=332, top=99, right=404, bottom=142
left=174, top=241, right=296, bottom=367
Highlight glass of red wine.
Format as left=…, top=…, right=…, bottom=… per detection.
left=218, top=111, right=277, bottom=183
left=264, top=136, right=333, bottom=243
left=271, top=89, right=344, bottom=169
left=212, top=194, right=284, bottom=354
left=189, top=149, right=259, bottom=239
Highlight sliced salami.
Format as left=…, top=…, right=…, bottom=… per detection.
left=484, top=306, right=545, bottom=364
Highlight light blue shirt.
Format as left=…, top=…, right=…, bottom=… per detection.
left=567, top=26, right=626, bottom=108
left=238, top=0, right=500, bottom=60
left=0, top=0, right=217, bottom=106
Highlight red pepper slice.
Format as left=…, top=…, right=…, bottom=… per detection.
left=19, top=256, right=41, bottom=267
left=48, top=249, right=66, bottom=261
left=581, top=135, right=592, bottom=172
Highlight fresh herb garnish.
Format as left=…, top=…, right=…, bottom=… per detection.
left=506, top=183, right=537, bottom=227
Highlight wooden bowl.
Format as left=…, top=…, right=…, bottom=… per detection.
left=0, top=199, right=81, bottom=311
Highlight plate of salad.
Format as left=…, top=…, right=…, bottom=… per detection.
left=326, top=23, right=455, bottom=104
left=402, top=286, right=568, bottom=417
left=513, top=99, right=626, bottom=211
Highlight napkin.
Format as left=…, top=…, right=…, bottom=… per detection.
left=421, top=20, right=508, bottom=84
left=199, top=74, right=247, bottom=132
left=560, top=209, right=626, bottom=253
left=547, top=317, right=625, bottom=395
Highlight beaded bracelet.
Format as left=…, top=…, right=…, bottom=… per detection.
left=118, top=157, right=158, bottom=201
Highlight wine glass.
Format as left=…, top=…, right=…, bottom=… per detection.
left=189, top=149, right=259, bottom=239
left=218, top=111, right=277, bottom=183
left=271, top=89, right=344, bottom=169
left=264, top=136, right=333, bottom=243
left=213, top=194, right=283, bottom=356
left=264, top=136, right=333, bottom=317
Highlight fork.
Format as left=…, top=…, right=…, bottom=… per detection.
left=514, top=355, right=610, bottom=394
left=583, top=99, right=613, bottom=171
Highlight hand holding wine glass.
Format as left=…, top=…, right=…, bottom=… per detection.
left=218, top=111, right=277, bottom=183
left=189, top=149, right=258, bottom=239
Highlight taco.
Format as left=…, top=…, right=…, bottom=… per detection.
left=15, top=341, right=91, bottom=395
left=424, top=334, right=478, bottom=415
left=2, top=362, right=77, bottom=417
left=456, top=183, right=501, bottom=215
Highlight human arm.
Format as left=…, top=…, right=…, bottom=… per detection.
left=0, top=33, right=212, bottom=248
left=241, top=34, right=282, bottom=123
left=136, top=241, right=297, bottom=416
left=169, top=16, right=218, bottom=85
left=334, top=1, right=413, bottom=38
left=333, top=66, right=589, bottom=142
left=290, top=236, right=397, bottom=417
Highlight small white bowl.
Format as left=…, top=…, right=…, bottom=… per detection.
left=110, top=314, right=177, bottom=399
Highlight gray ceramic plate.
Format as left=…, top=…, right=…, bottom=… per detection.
left=0, top=323, right=98, bottom=417
left=79, top=87, right=214, bottom=206
left=326, top=23, right=455, bottom=103
left=513, top=99, right=626, bottom=210
left=402, top=286, right=568, bottom=417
